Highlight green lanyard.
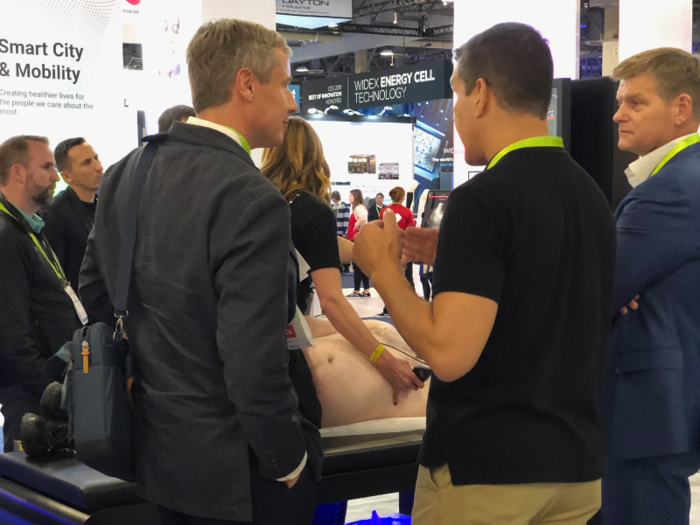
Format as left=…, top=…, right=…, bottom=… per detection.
left=224, top=126, right=251, bottom=155
left=487, top=136, right=565, bottom=169
left=650, top=133, right=700, bottom=177
left=0, top=203, right=68, bottom=284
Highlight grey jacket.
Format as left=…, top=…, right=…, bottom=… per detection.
left=79, top=122, right=321, bottom=521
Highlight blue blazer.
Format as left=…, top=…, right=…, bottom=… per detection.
left=605, top=142, right=700, bottom=461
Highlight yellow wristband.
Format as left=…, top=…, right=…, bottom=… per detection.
left=370, top=344, right=385, bottom=365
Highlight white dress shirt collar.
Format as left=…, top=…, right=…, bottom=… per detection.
left=625, top=133, right=695, bottom=188
left=185, top=117, right=250, bottom=156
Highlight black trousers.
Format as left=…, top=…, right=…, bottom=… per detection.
left=157, top=452, right=318, bottom=525
left=353, top=263, right=370, bottom=291
left=0, top=385, right=41, bottom=453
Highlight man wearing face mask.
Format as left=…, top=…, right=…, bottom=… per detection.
left=600, top=48, right=700, bottom=525
left=0, top=136, right=81, bottom=453
left=43, top=138, right=103, bottom=292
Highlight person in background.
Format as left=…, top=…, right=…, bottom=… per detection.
left=0, top=135, right=80, bottom=453
left=262, top=117, right=423, bottom=412
left=157, top=104, right=196, bottom=133
left=331, top=190, right=351, bottom=274
left=354, top=22, right=616, bottom=524
left=367, top=192, right=385, bottom=222
left=43, top=138, right=103, bottom=292
left=79, top=19, right=320, bottom=525
left=377, top=186, right=416, bottom=317
left=598, top=47, right=700, bottom=525
left=346, top=189, right=370, bottom=298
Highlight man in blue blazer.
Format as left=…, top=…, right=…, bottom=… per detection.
left=602, top=48, right=700, bottom=524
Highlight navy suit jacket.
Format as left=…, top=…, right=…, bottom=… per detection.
left=605, top=142, right=700, bottom=461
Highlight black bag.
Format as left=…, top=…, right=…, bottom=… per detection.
left=64, top=136, right=163, bottom=481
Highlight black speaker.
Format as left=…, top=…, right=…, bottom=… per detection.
left=570, top=77, right=637, bottom=210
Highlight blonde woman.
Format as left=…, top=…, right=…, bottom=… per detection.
left=262, top=118, right=423, bottom=424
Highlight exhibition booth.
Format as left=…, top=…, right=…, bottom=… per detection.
left=0, top=0, right=696, bottom=523
left=301, top=59, right=454, bottom=209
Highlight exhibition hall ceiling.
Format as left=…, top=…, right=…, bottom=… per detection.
left=284, top=0, right=700, bottom=81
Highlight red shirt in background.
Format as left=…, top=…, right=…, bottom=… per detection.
left=380, top=204, right=416, bottom=231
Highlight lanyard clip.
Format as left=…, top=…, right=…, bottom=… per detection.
left=114, top=311, right=128, bottom=340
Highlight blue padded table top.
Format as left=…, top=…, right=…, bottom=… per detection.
left=0, top=451, right=140, bottom=513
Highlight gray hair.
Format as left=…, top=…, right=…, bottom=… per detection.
left=187, top=19, right=292, bottom=113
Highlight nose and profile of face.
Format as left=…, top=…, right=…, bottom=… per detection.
left=23, top=141, right=60, bottom=208
left=62, top=142, right=104, bottom=194
left=248, top=48, right=299, bottom=150
left=613, top=74, right=694, bottom=157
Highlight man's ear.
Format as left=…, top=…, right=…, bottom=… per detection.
left=8, top=163, right=26, bottom=184
left=673, top=93, right=694, bottom=127
left=474, top=78, right=491, bottom=119
left=60, top=171, right=72, bottom=184
left=234, top=68, right=257, bottom=102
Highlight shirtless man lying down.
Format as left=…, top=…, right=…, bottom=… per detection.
left=304, top=317, right=430, bottom=428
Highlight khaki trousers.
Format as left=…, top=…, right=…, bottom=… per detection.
left=412, top=465, right=601, bottom=525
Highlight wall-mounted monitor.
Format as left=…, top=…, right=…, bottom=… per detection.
left=414, top=121, right=445, bottom=177
left=422, top=190, right=451, bottom=230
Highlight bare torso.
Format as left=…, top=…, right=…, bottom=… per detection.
left=302, top=320, right=429, bottom=428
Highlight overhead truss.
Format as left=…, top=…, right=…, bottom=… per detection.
left=354, top=0, right=449, bottom=17
left=279, top=23, right=453, bottom=38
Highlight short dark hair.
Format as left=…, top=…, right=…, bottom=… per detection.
left=454, top=23, right=553, bottom=119
left=158, top=105, right=196, bottom=133
left=376, top=192, right=384, bottom=198
left=0, top=135, right=50, bottom=185
left=54, top=137, right=86, bottom=172
left=331, top=190, right=341, bottom=201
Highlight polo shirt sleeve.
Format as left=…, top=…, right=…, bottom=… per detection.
left=432, top=184, right=508, bottom=303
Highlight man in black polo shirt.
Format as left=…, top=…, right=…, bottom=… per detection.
left=354, top=23, right=616, bottom=524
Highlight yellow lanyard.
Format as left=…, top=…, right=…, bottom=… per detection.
left=650, top=133, right=700, bottom=177
left=487, top=136, right=565, bottom=170
left=0, top=203, right=67, bottom=283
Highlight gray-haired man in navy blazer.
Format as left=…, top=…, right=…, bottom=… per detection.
left=79, top=19, right=321, bottom=525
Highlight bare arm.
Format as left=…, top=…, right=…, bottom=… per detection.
left=338, top=236, right=354, bottom=263
left=354, top=206, right=368, bottom=230
left=354, top=212, right=498, bottom=382
left=311, top=267, right=424, bottom=402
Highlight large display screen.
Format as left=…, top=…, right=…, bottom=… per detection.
left=414, top=122, right=444, bottom=174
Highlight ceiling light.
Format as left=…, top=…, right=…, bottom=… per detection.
left=296, top=66, right=309, bottom=72
left=380, top=50, right=394, bottom=56
left=328, top=23, right=338, bottom=28
left=393, top=11, right=398, bottom=24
